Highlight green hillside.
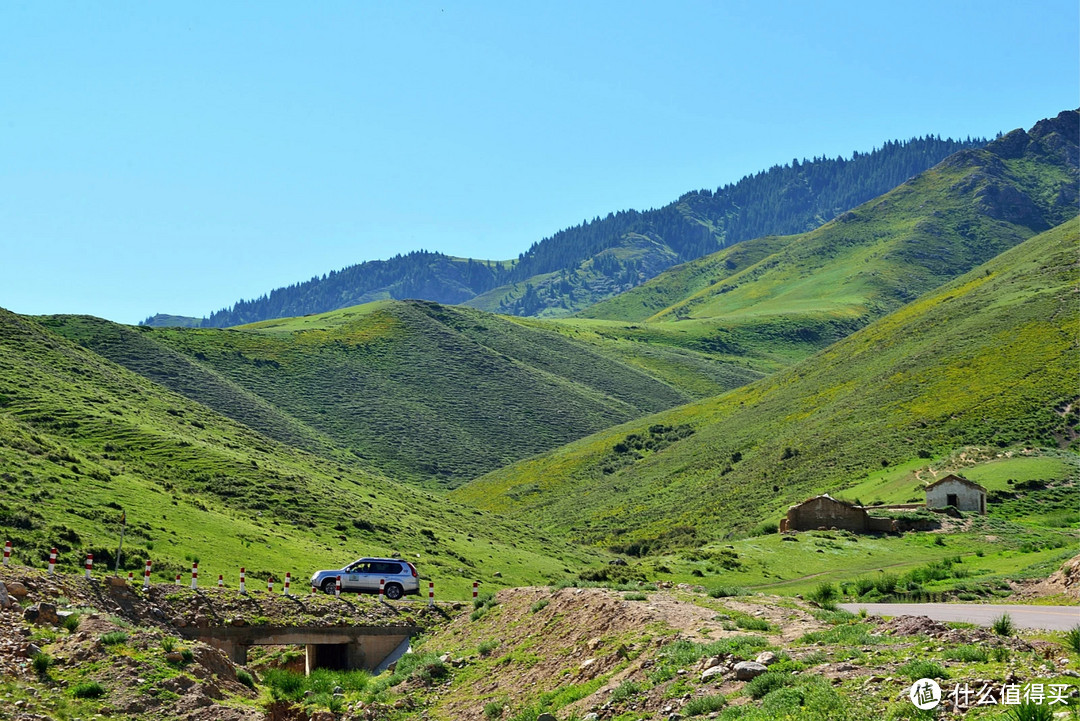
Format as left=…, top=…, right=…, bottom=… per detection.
left=571, top=111, right=1078, bottom=371
left=452, top=218, right=1080, bottom=547
left=0, top=308, right=600, bottom=596
left=47, top=301, right=758, bottom=488
left=145, top=135, right=984, bottom=327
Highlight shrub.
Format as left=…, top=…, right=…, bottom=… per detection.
left=99, top=631, right=129, bottom=646
left=610, top=680, right=643, bottom=703
left=992, top=613, right=1014, bottom=636
left=623, top=592, right=648, bottom=601
left=72, top=681, right=106, bottom=699
left=477, top=640, right=499, bottom=657
left=992, top=646, right=1010, bottom=662
left=529, top=599, right=550, bottom=614
left=263, top=668, right=305, bottom=701
left=806, top=582, right=837, bottom=607
left=707, top=586, right=745, bottom=598
left=945, top=645, right=988, bottom=663
left=736, top=617, right=771, bottom=631
left=899, top=659, right=948, bottom=680
left=414, top=657, right=450, bottom=684
left=31, top=652, right=53, bottom=675
left=1064, top=625, right=1080, bottom=655
left=683, top=693, right=727, bottom=715
left=852, top=577, right=875, bottom=596
left=61, top=613, right=81, bottom=632
left=180, top=648, right=194, bottom=663
left=746, top=671, right=792, bottom=699
left=161, top=636, right=176, bottom=653
left=484, top=699, right=505, bottom=720
left=236, top=668, right=255, bottom=689
left=1009, top=702, right=1054, bottom=721
left=874, top=573, right=898, bottom=595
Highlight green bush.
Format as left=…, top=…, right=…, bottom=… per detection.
left=735, top=617, right=771, bottom=631
left=99, top=631, right=129, bottom=646
left=1009, top=702, right=1054, bottom=721
left=852, top=577, right=875, bottom=596
left=72, top=681, right=106, bottom=699
left=683, top=693, right=727, bottom=715
left=180, top=648, right=194, bottom=663
left=484, top=699, right=505, bottom=720
left=160, top=636, right=176, bottom=653
left=478, top=639, right=499, bottom=657
left=1064, top=625, right=1080, bottom=655
left=263, top=668, right=305, bottom=701
left=898, top=659, right=948, bottom=680
left=806, top=582, right=837, bottom=608
left=61, top=613, right=81, bottom=632
left=874, top=573, right=898, bottom=595
left=945, top=645, right=988, bottom=663
left=623, top=592, right=648, bottom=601
left=708, top=586, right=745, bottom=598
left=31, top=652, right=53, bottom=675
left=610, top=680, right=643, bottom=703
left=236, top=668, right=255, bottom=689
left=529, top=599, right=550, bottom=614
left=992, top=613, right=1014, bottom=636
left=746, top=671, right=793, bottom=699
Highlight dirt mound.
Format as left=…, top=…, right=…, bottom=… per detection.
left=1046, top=553, right=1080, bottom=599
left=877, top=615, right=952, bottom=637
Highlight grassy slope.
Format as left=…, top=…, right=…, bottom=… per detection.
left=0, top=308, right=601, bottom=597
left=565, top=113, right=1078, bottom=372
left=44, top=300, right=699, bottom=489
left=452, top=219, right=1080, bottom=546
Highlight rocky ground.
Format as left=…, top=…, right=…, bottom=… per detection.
left=0, top=564, right=1077, bottom=720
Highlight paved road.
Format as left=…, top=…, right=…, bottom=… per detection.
left=839, top=603, right=1080, bottom=631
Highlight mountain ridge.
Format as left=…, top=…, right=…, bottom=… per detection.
left=142, top=135, right=986, bottom=327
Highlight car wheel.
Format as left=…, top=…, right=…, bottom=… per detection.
left=321, top=578, right=337, bottom=595
left=384, top=583, right=403, bottom=600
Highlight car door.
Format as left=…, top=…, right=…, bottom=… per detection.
left=344, top=562, right=370, bottom=591
left=370, top=561, right=399, bottom=590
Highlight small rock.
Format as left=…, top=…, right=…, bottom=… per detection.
left=0, top=582, right=9, bottom=609
left=587, top=637, right=603, bottom=650
left=165, top=652, right=184, bottom=664
left=579, top=658, right=596, bottom=670
left=493, top=571, right=502, bottom=578
left=755, top=651, right=777, bottom=666
left=171, top=616, right=187, bottom=628
left=6, top=582, right=28, bottom=598
left=583, top=714, right=599, bottom=721
left=734, top=661, right=768, bottom=680
left=701, top=666, right=724, bottom=682
left=105, top=576, right=126, bottom=588
left=537, top=714, right=557, bottom=721
left=26, top=644, right=42, bottom=658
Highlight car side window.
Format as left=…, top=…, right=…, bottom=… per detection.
left=350, top=563, right=371, bottom=574
left=372, top=562, right=400, bottom=575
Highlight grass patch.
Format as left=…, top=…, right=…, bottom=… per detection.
left=683, top=693, right=727, bottom=715
left=898, top=659, right=948, bottom=680
left=71, top=681, right=106, bottom=699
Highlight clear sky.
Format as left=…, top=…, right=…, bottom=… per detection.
left=2, top=1, right=1077, bottom=324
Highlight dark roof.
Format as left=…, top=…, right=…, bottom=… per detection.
left=924, top=474, right=987, bottom=493
left=789, top=493, right=861, bottom=510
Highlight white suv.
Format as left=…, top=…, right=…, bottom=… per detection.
left=310, top=557, right=420, bottom=599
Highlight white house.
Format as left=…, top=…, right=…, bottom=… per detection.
left=925, top=474, right=987, bottom=515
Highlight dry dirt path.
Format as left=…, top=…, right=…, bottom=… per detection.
left=839, top=602, right=1080, bottom=630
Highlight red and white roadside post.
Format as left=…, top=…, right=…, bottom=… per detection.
left=85, top=553, right=93, bottom=580
left=190, top=562, right=198, bottom=589
left=128, top=571, right=134, bottom=583
left=239, top=567, right=247, bottom=595
left=284, top=572, right=291, bottom=596
left=428, top=581, right=434, bottom=607
left=175, top=573, right=181, bottom=583
left=48, top=548, right=57, bottom=575
left=335, top=575, right=341, bottom=598
left=378, top=578, right=385, bottom=601
left=473, top=581, right=478, bottom=600
left=218, top=574, right=224, bottom=588
left=267, top=576, right=273, bottom=593
left=143, top=560, right=152, bottom=590
left=2, top=541, right=11, bottom=566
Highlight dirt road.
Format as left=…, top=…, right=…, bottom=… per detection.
left=839, top=602, right=1080, bottom=631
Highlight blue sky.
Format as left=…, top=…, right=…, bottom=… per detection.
left=2, top=1, right=1077, bottom=324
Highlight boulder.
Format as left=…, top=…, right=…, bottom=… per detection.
left=105, top=576, right=127, bottom=588
left=755, top=651, right=777, bottom=666
left=6, top=582, right=28, bottom=598
left=734, top=661, right=768, bottom=680
left=0, top=582, right=9, bottom=609
left=24, top=603, right=59, bottom=625
left=537, top=715, right=557, bottom=721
